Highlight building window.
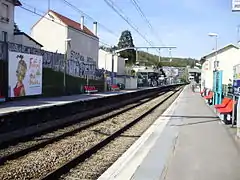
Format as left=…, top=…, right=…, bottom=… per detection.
left=1, top=3, right=9, bottom=22
left=2, top=31, right=8, bottom=42
left=2, top=3, right=9, bottom=18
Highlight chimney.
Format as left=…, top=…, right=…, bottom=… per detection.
left=80, top=16, right=84, bottom=30
left=93, top=22, right=97, bottom=36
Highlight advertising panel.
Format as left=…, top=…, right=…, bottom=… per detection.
left=8, top=51, right=42, bottom=97
left=232, top=0, right=240, bottom=11
left=233, top=64, right=240, bottom=95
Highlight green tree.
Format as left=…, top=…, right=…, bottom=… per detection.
left=14, top=23, right=21, bottom=33
left=137, top=50, right=199, bottom=67
left=117, top=30, right=136, bottom=64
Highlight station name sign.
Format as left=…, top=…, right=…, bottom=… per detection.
left=232, top=0, right=240, bottom=11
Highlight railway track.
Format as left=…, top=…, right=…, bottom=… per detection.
left=0, top=88, right=170, bottom=165
left=0, top=86, right=183, bottom=180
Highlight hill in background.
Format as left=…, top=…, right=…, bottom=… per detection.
left=137, top=51, right=198, bottom=68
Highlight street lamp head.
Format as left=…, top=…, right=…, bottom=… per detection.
left=208, top=33, right=218, bottom=37
left=65, top=38, right=72, bottom=42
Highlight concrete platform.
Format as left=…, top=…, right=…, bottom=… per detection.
left=0, top=88, right=151, bottom=116
left=98, top=85, right=240, bottom=180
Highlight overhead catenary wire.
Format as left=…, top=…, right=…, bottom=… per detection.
left=21, top=0, right=119, bottom=40
left=129, top=0, right=164, bottom=46
left=103, top=0, right=156, bottom=49
left=59, top=0, right=119, bottom=39
left=18, top=5, right=114, bottom=48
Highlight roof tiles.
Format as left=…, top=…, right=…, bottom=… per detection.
left=50, top=10, right=97, bottom=38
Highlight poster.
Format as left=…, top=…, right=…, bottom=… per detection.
left=232, top=0, right=240, bottom=11
left=8, top=51, right=42, bottom=97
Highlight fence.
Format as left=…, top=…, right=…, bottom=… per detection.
left=8, top=42, right=104, bottom=79
left=1, top=41, right=104, bottom=100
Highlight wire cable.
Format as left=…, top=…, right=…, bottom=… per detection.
left=129, top=0, right=164, bottom=45
left=59, top=0, right=119, bottom=38
left=103, top=0, right=155, bottom=48
left=18, top=5, right=113, bottom=48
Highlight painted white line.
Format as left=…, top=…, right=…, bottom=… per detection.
left=98, top=86, right=186, bottom=180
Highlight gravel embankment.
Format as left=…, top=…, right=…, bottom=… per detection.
left=0, top=90, right=176, bottom=180
left=0, top=101, right=142, bottom=158
left=61, top=88, right=181, bottom=180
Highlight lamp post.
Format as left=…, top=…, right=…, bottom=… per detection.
left=208, top=33, right=218, bottom=70
left=208, top=33, right=219, bottom=105
left=64, top=38, right=71, bottom=94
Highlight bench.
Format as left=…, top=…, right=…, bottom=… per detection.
left=214, top=97, right=231, bottom=114
left=216, top=99, right=236, bottom=124
left=204, top=91, right=213, bottom=105
left=200, top=88, right=206, bottom=97
left=214, top=97, right=231, bottom=109
left=84, top=85, right=98, bottom=94
left=111, top=84, right=120, bottom=91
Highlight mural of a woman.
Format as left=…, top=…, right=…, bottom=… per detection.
left=14, top=55, right=27, bottom=97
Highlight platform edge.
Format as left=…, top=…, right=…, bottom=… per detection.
left=97, top=86, right=186, bottom=180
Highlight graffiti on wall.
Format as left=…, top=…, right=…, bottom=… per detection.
left=68, top=50, right=96, bottom=78
left=8, top=42, right=63, bottom=70
left=8, top=42, right=103, bottom=80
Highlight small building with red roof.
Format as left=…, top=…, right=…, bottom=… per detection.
left=31, top=10, right=99, bottom=78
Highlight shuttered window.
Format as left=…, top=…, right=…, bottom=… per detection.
left=1, top=3, right=9, bottom=19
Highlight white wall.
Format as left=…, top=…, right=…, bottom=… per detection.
left=117, top=56, right=125, bottom=75
left=125, top=77, right=137, bottom=89
left=218, top=48, right=240, bottom=84
left=201, top=60, right=213, bottom=89
left=98, top=49, right=126, bottom=75
left=201, top=47, right=240, bottom=90
left=31, top=11, right=100, bottom=79
left=67, top=26, right=99, bottom=67
left=67, top=26, right=99, bottom=79
left=98, top=49, right=112, bottom=71
left=13, top=34, right=42, bottom=49
left=0, top=0, right=15, bottom=42
left=31, top=11, right=67, bottom=53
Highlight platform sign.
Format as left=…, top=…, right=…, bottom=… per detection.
left=213, top=70, right=223, bottom=105
left=233, top=64, right=240, bottom=137
left=233, top=64, right=240, bottom=95
left=232, top=0, right=240, bottom=11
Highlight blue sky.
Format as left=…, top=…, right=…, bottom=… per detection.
left=15, top=0, right=240, bottom=59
